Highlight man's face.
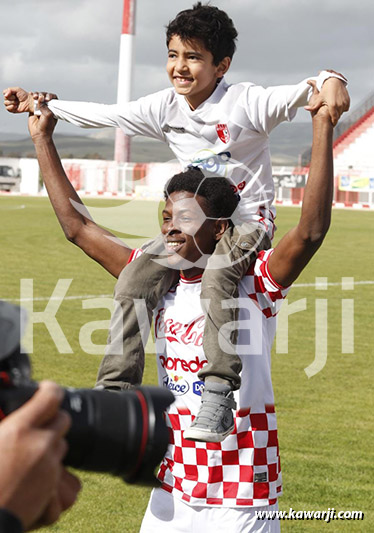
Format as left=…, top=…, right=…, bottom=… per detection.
left=161, top=191, right=218, bottom=274
left=166, top=35, right=226, bottom=110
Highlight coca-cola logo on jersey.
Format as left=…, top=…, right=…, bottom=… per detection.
left=155, top=308, right=205, bottom=347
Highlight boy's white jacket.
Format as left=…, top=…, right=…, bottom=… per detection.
left=46, top=71, right=345, bottom=233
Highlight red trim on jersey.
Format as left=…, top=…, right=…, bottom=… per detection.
left=127, top=248, right=137, bottom=265
left=180, top=273, right=203, bottom=284
left=263, top=252, right=290, bottom=290
left=246, top=249, right=290, bottom=291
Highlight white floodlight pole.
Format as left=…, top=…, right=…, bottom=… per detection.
left=114, top=0, right=136, bottom=162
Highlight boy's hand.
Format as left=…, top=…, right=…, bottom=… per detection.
left=305, top=75, right=350, bottom=126
left=3, top=87, right=58, bottom=115
left=28, top=95, right=58, bottom=142
left=3, top=87, right=34, bottom=114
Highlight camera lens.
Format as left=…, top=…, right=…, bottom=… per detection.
left=0, top=383, right=174, bottom=486
left=62, top=386, right=174, bottom=486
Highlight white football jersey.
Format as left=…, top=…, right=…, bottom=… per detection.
left=129, top=248, right=290, bottom=507
left=47, top=71, right=343, bottom=230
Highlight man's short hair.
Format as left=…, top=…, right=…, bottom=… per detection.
left=164, top=167, right=239, bottom=221
left=166, top=2, right=238, bottom=65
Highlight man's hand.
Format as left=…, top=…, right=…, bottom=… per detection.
left=305, top=81, right=332, bottom=123
left=28, top=95, right=58, bottom=142
left=305, top=73, right=350, bottom=126
left=0, top=381, right=81, bottom=531
left=268, top=79, right=335, bottom=288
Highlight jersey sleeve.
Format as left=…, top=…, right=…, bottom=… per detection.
left=243, top=70, right=347, bottom=135
left=47, top=89, right=172, bottom=141
left=246, top=249, right=291, bottom=317
left=127, top=248, right=144, bottom=265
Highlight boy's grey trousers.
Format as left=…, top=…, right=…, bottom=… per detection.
left=96, top=223, right=270, bottom=391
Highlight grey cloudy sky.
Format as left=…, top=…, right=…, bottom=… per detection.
left=1, top=0, right=372, bottom=135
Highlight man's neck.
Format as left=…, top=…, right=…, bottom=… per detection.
left=180, top=267, right=205, bottom=280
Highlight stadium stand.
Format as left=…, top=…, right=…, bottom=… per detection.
left=333, top=93, right=374, bottom=171
left=294, top=92, right=374, bottom=209
left=332, top=91, right=374, bottom=208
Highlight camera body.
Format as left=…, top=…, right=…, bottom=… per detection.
left=0, top=346, right=174, bottom=486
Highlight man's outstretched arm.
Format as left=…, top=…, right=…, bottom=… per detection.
left=268, top=89, right=335, bottom=287
left=28, top=101, right=132, bottom=278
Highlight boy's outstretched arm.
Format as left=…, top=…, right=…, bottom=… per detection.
left=28, top=100, right=132, bottom=278
left=268, top=84, right=335, bottom=287
left=249, top=70, right=349, bottom=134
left=4, top=86, right=166, bottom=140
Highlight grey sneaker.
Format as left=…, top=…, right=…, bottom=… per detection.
left=184, top=382, right=237, bottom=443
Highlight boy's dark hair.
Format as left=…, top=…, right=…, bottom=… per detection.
left=166, top=2, right=238, bottom=65
left=164, top=166, right=239, bottom=221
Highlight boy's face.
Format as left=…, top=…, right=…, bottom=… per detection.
left=167, top=35, right=229, bottom=110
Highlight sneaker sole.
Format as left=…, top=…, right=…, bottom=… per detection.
left=183, top=425, right=234, bottom=443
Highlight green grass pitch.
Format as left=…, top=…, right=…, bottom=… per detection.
left=1, top=196, right=373, bottom=532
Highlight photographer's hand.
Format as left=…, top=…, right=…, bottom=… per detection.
left=0, top=381, right=81, bottom=531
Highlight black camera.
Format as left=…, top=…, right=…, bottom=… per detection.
left=0, top=302, right=174, bottom=486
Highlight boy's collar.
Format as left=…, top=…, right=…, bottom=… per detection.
left=176, top=76, right=228, bottom=113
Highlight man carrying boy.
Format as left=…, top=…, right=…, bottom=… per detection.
left=4, top=3, right=349, bottom=442
left=26, top=80, right=339, bottom=531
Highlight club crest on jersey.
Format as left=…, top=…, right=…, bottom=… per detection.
left=216, top=123, right=230, bottom=144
